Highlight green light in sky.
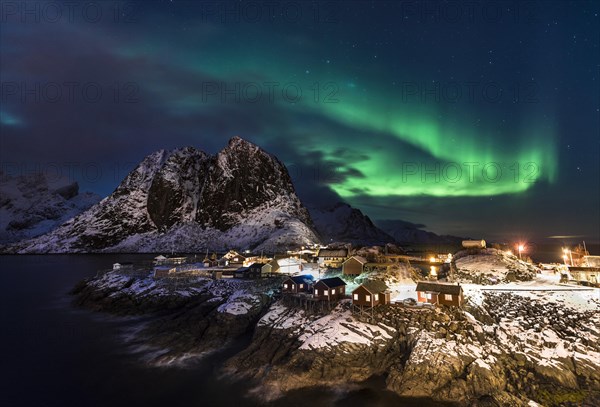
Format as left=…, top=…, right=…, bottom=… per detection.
left=114, top=39, right=558, bottom=199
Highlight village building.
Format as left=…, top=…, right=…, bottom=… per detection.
left=317, top=248, right=348, bottom=268
left=222, top=250, right=246, bottom=267
left=342, top=256, right=368, bottom=276
left=203, top=257, right=218, bottom=268
left=282, top=275, right=314, bottom=294
left=262, top=257, right=303, bottom=274
left=352, top=280, right=390, bottom=307
left=276, top=258, right=303, bottom=274
left=234, top=263, right=263, bottom=279
left=154, top=255, right=167, bottom=265
left=154, top=255, right=187, bottom=265
left=415, top=281, right=464, bottom=307
left=243, top=255, right=269, bottom=267
left=313, top=277, right=347, bottom=301
left=113, top=262, right=133, bottom=270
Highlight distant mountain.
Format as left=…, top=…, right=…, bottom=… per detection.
left=309, top=202, right=395, bottom=245
left=0, top=172, right=100, bottom=244
left=375, top=219, right=464, bottom=245
left=7, top=137, right=318, bottom=253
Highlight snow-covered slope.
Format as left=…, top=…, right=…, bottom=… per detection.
left=0, top=172, right=100, bottom=244
left=454, top=248, right=538, bottom=284
left=309, top=202, right=395, bottom=245
left=7, top=137, right=319, bottom=253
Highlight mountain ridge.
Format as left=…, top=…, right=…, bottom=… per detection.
left=6, top=137, right=318, bottom=253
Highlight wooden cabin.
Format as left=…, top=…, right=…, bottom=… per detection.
left=262, top=258, right=303, bottom=274
left=234, top=263, right=263, bottom=279
left=342, top=256, right=368, bottom=276
left=222, top=250, right=246, bottom=267
left=282, top=275, right=314, bottom=294
left=313, top=277, right=346, bottom=301
left=261, top=261, right=275, bottom=275
left=317, top=248, right=348, bottom=268
left=352, top=280, right=390, bottom=307
left=415, top=281, right=463, bottom=307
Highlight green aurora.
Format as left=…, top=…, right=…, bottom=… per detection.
left=115, top=33, right=558, bottom=199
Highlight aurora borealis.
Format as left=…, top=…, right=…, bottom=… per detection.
left=1, top=0, right=598, bottom=242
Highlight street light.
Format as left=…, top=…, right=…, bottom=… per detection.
left=517, top=244, right=525, bottom=260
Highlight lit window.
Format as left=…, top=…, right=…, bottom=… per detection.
left=332, top=288, right=336, bottom=294
left=366, top=295, right=371, bottom=302
left=374, top=294, right=379, bottom=301
left=426, top=293, right=432, bottom=300
left=299, top=284, right=303, bottom=288
left=314, top=289, right=319, bottom=295
left=353, top=294, right=358, bottom=300
left=284, top=284, right=288, bottom=289
left=444, top=294, right=452, bottom=301
left=291, top=284, right=295, bottom=289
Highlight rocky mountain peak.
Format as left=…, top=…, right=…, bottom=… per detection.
left=7, top=138, right=318, bottom=253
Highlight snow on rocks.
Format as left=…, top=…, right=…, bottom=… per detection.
left=259, top=300, right=394, bottom=349
left=217, top=291, right=262, bottom=315
left=454, top=248, right=538, bottom=284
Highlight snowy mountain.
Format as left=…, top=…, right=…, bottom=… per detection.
left=7, top=137, right=319, bottom=253
left=375, top=219, right=463, bottom=245
left=309, top=202, right=395, bottom=245
left=0, top=172, right=100, bottom=244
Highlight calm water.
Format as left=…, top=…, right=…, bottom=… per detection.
left=0, top=255, right=454, bottom=407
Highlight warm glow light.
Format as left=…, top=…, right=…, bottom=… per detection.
left=562, top=255, right=568, bottom=259
left=429, top=256, right=436, bottom=263
left=518, top=244, right=525, bottom=252
left=506, top=250, right=513, bottom=256
left=430, top=266, right=437, bottom=276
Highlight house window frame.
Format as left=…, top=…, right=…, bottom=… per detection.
left=284, top=283, right=288, bottom=289
left=366, top=294, right=371, bottom=302
left=353, top=293, right=359, bottom=300
left=444, top=294, right=453, bottom=301
left=374, top=294, right=379, bottom=301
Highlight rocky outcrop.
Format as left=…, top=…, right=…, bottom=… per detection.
left=8, top=137, right=319, bottom=253
left=453, top=248, right=538, bottom=284
left=72, top=270, right=277, bottom=365
left=72, top=270, right=600, bottom=406
left=226, top=293, right=600, bottom=406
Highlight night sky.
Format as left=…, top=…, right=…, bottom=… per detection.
left=1, top=0, right=599, bottom=243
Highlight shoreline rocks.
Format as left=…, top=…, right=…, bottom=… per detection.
left=72, top=271, right=600, bottom=406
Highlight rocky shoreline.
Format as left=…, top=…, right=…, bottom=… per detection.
left=72, top=271, right=600, bottom=406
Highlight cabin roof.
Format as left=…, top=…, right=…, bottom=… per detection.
left=316, top=277, right=347, bottom=288
left=236, top=266, right=259, bottom=273
left=284, top=275, right=314, bottom=285
left=246, top=262, right=263, bottom=269
left=415, top=281, right=462, bottom=296
left=354, top=280, right=389, bottom=294
left=344, top=255, right=368, bottom=265
left=318, top=248, right=348, bottom=257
